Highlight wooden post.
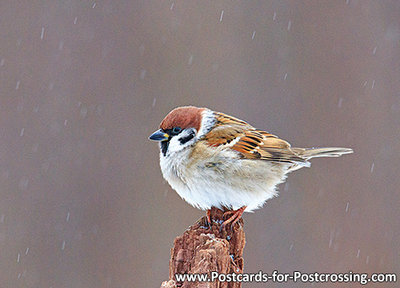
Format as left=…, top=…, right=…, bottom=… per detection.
left=160, top=207, right=246, bottom=288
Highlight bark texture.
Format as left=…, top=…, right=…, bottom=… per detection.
left=160, top=207, right=246, bottom=288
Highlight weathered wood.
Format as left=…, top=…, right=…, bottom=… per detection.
left=161, top=207, right=246, bottom=288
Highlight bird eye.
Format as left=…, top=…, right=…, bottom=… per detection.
left=172, top=127, right=182, bottom=135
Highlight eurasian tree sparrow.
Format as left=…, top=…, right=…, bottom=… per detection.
left=149, top=106, right=353, bottom=227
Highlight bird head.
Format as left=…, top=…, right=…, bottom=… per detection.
left=149, top=106, right=215, bottom=156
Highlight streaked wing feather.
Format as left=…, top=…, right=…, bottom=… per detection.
left=203, top=112, right=251, bottom=146
left=203, top=125, right=245, bottom=147
left=232, top=130, right=307, bottom=164
left=205, top=112, right=308, bottom=165
left=214, top=112, right=249, bottom=126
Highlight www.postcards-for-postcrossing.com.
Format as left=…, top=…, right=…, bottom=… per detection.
left=175, top=270, right=397, bottom=285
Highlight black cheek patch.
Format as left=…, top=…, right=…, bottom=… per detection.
left=179, top=132, right=195, bottom=145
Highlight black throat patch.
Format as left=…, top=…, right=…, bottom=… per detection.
left=161, top=141, right=169, bottom=156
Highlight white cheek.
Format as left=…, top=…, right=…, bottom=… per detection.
left=166, top=130, right=197, bottom=155
left=167, top=137, right=182, bottom=153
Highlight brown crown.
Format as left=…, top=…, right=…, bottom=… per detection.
left=160, top=106, right=205, bottom=132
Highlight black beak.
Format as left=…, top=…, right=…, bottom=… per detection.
left=149, top=129, right=169, bottom=141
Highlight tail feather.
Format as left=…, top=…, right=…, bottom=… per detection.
left=293, top=147, right=353, bottom=160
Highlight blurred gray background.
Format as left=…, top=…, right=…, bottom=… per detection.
left=1, top=1, right=399, bottom=287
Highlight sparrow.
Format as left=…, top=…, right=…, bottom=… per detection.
left=149, top=106, right=353, bottom=227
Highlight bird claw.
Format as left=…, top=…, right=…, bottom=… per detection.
left=220, top=206, right=246, bottom=233
left=204, top=209, right=213, bottom=230
left=204, top=219, right=212, bottom=230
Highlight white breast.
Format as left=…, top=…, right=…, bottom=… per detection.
left=159, top=144, right=289, bottom=212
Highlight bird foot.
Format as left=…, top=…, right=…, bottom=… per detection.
left=219, top=206, right=246, bottom=232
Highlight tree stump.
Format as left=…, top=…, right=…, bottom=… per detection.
left=160, top=207, right=246, bottom=288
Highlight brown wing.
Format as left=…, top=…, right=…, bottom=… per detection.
left=204, top=112, right=308, bottom=165
left=202, top=112, right=252, bottom=146
left=233, top=130, right=308, bottom=164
